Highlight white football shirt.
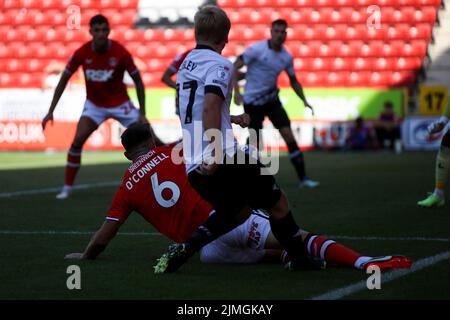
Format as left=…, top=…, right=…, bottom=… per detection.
left=241, top=40, right=295, bottom=106
left=176, top=45, right=237, bottom=173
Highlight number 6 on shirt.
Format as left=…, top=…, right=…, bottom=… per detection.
left=150, top=172, right=181, bottom=208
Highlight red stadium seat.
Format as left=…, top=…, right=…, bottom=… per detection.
left=315, top=43, right=328, bottom=57
left=305, top=72, right=327, bottom=86
left=0, top=73, right=17, bottom=87
left=295, top=41, right=321, bottom=57
left=22, top=28, right=38, bottom=42
left=396, top=57, right=423, bottom=70
left=352, top=57, right=369, bottom=70
left=349, top=9, right=366, bottom=24
left=63, top=29, right=87, bottom=42
left=27, top=59, right=46, bottom=72
left=0, top=11, right=14, bottom=25
left=327, top=71, right=345, bottom=86
left=380, top=42, right=397, bottom=56
left=143, top=74, right=160, bottom=86
left=347, top=71, right=370, bottom=86
left=393, top=71, right=416, bottom=85
left=417, top=7, right=437, bottom=23
left=1, top=43, right=17, bottom=58
left=5, top=28, right=22, bottom=42
left=410, top=24, right=432, bottom=40
left=314, top=57, right=333, bottom=70
left=370, top=72, right=388, bottom=86
left=408, top=40, right=428, bottom=57
left=0, top=0, right=437, bottom=89
left=293, top=57, right=307, bottom=70
left=332, top=57, right=351, bottom=70
left=374, top=57, right=395, bottom=70
left=5, top=59, right=21, bottom=72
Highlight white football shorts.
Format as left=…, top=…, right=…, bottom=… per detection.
left=200, top=210, right=271, bottom=264
left=81, top=99, right=140, bottom=127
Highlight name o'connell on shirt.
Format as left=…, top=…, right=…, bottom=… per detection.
left=125, top=153, right=170, bottom=190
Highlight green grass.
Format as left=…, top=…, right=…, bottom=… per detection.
left=0, top=150, right=449, bottom=300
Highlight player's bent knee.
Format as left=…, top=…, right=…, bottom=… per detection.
left=199, top=246, right=222, bottom=264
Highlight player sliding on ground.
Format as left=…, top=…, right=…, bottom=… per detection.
left=65, top=124, right=412, bottom=273
left=152, top=6, right=412, bottom=274
left=418, top=101, right=450, bottom=208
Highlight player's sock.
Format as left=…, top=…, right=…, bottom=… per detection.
left=304, top=233, right=369, bottom=269
left=287, top=142, right=306, bottom=181
left=269, top=212, right=309, bottom=262
left=64, top=145, right=82, bottom=186
left=184, top=211, right=243, bottom=253
left=434, top=145, right=450, bottom=198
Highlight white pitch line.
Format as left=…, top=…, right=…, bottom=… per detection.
left=311, top=251, right=450, bottom=300
left=0, top=181, right=120, bottom=198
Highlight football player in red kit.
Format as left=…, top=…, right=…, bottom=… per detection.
left=65, top=124, right=412, bottom=273
left=42, top=14, right=161, bottom=199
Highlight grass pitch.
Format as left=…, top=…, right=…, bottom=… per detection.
left=0, top=150, right=449, bottom=300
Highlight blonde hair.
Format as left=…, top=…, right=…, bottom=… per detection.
left=194, top=5, right=230, bottom=45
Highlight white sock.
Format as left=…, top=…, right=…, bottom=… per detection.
left=354, top=256, right=372, bottom=269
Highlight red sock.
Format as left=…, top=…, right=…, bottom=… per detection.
left=64, top=146, right=82, bottom=186
left=305, top=234, right=362, bottom=268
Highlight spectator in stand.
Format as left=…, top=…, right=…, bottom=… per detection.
left=374, top=101, right=402, bottom=152
left=345, top=116, right=377, bottom=150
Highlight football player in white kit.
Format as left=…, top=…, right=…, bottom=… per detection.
left=233, top=19, right=319, bottom=189
left=154, top=5, right=325, bottom=274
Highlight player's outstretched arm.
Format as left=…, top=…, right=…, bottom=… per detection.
left=65, top=220, right=121, bottom=260
left=161, top=67, right=177, bottom=89
left=288, top=74, right=314, bottom=115
left=232, top=57, right=245, bottom=105
left=130, top=71, right=148, bottom=124
left=42, top=71, right=72, bottom=130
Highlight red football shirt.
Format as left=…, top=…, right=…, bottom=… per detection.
left=65, top=40, right=138, bottom=107
left=106, top=145, right=212, bottom=243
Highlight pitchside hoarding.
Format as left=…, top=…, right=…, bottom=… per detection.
left=0, top=87, right=403, bottom=150
left=402, top=116, right=448, bottom=151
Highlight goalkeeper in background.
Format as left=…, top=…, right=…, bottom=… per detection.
left=418, top=101, right=450, bottom=208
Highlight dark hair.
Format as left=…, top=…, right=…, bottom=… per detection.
left=89, top=14, right=109, bottom=28
left=272, top=19, right=288, bottom=28
left=121, top=123, right=153, bottom=152
left=384, top=101, right=393, bottom=109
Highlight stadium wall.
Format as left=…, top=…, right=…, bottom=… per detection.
left=0, top=87, right=404, bottom=151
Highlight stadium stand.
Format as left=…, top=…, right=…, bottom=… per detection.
left=0, top=0, right=444, bottom=88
